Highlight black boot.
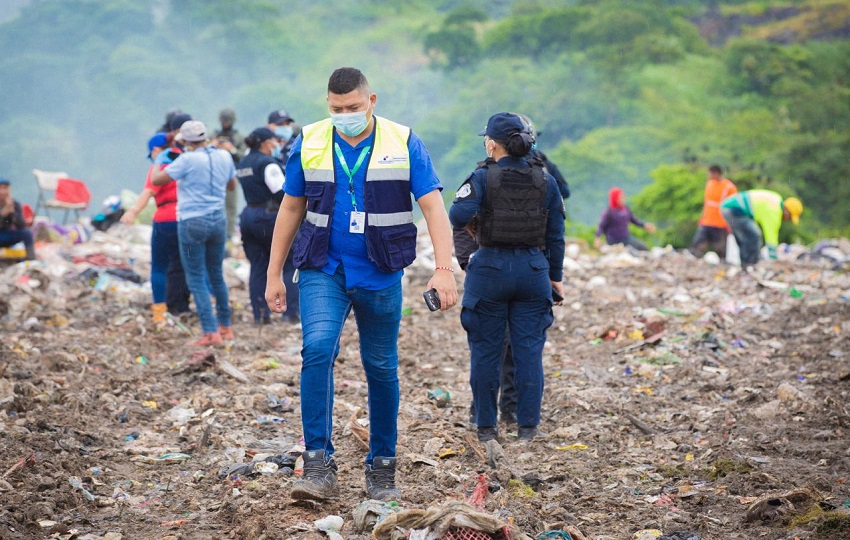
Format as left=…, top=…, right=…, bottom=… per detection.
left=365, top=456, right=401, bottom=501
left=291, top=450, right=338, bottom=500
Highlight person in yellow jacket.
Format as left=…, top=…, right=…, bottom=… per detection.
left=720, top=189, right=803, bottom=265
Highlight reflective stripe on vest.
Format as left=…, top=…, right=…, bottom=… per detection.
left=300, top=116, right=412, bottom=228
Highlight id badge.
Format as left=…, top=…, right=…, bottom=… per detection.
left=349, top=211, right=366, bottom=234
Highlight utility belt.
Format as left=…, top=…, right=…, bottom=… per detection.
left=246, top=199, right=280, bottom=213
left=479, top=246, right=541, bottom=255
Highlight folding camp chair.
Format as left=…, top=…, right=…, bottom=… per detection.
left=32, top=169, right=91, bottom=223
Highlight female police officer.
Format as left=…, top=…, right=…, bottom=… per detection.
left=449, top=112, right=565, bottom=442
left=236, top=127, right=291, bottom=324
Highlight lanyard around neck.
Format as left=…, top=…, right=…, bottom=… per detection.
left=334, top=142, right=370, bottom=212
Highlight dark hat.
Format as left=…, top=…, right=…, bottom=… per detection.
left=478, top=112, right=526, bottom=140
left=0, top=178, right=9, bottom=185
left=169, top=113, right=193, bottom=132
left=219, top=108, right=236, bottom=121
left=249, top=127, right=276, bottom=143
left=147, top=132, right=169, bottom=158
left=268, top=109, right=294, bottom=125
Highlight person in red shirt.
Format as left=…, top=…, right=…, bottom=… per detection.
left=121, top=133, right=190, bottom=324
left=690, top=164, right=737, bottom=259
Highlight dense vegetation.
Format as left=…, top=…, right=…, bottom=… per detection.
left=0, top=0, right=847, bottom=245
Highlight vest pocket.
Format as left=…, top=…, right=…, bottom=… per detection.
left=368, top=224, right=417, bottom=272
left=292, top=223, right=317, bottom=268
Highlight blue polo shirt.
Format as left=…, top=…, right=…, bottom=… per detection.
left=284, top=121, right=442, bottom=290
left=165, top=146, right=236, bottom=221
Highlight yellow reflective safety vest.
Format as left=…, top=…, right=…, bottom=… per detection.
left=293, top=116, right=417, bottom=272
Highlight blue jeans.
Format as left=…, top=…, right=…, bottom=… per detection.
left=298, top=266, right=401, bottom=464
left=178, top=210, right=231, bottom=333
left=240, top=205, right=300, bottom=322
left=0, top=229, right=35, bottom=259
left=461, top=247, right=554, bottom=429
left=722, top=208, right=762, bottom=265
left=151, top=221, right=189, bottom=310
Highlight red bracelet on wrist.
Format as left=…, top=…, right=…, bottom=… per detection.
left=435, top=266, right=454, bottom=273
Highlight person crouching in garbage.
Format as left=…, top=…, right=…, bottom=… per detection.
left=720, top=189, right=802, bottom=267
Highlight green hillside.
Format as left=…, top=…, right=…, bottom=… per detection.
left=0, top=0, right=847, bottom=243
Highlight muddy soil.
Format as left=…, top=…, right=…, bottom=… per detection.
left=1, top=248, right=849, bottom=540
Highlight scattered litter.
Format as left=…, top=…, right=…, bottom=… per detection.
left=314, top=515, right=344, bottom=540
left=69, top=476, right=96, bottom=501
left=353, top=499, right=401, bottom=533
left=427, top=388, right=452, bottom=408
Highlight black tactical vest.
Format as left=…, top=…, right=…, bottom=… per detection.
left=477, top=161, right=548, bottom=249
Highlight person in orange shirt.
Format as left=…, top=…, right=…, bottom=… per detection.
left=690, top=164, right=737, bottom=260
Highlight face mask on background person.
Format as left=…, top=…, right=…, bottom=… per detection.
left=331, top=110, right=369, bottom=137
left=275, top=125, right=293, bottom=142
left=271, top=142, right=282, bottom=159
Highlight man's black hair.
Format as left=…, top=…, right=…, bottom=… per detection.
left=709, top=164, right=723, bottom=174
left=328, top=67, right=369, bottom=95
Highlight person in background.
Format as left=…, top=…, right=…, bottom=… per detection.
left=594, top=187, right=655, bottom=251
left=158, top=108, right=182, bottom=134
left=265, top=67, right=457, bottom=502
left=236, top=127, right=299, bottom=324
left=156, top=113, right=193, bottom=164
left=690, top=164, right=737, bottom=259
left=152, top=121, right=237, bottom=347
left=121, top=133, right=190, bottom=323
left=213, top=108, right=247, bottom=243
left=450, top=112, right=565, bottom=443
left=0, top=178, right=36, bottom=260
left=266, top=109, right=297, bottom=166
left=517, top=114, right=570, bottom=200
left=720, top=190, right=803, bottom=266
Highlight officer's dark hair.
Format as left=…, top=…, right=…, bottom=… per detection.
left=328, top=67, right=369, bottom=95
left=709, top=164, right=723, bottom=174
left=493, top=131, right=535, bottom=157
left=244, top=132, right=264, bottom=151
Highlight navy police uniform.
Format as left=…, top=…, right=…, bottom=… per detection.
left=236, top=128, right=299, bottom=323
left=449, top=114, right=565, bottom=434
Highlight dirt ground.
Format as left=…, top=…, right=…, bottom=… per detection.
left=1, top=242, right=849, bottom=540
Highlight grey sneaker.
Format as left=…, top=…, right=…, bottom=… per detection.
left=291, top=450, right=338, bottom=500
left=365, top=456, right=401, bottom=501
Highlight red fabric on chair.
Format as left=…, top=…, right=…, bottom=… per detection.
left=21, top=204, right=35, bottom=226
left=54, top=178, right=91, bottom=206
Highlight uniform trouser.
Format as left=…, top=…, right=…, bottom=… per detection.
left=722, top=208, right=762, bottom=265
left=150, top=221, right=190, bottom=312
left=225, top=189, right=238, bottom=241
left=240, top=205, right=300, bottom=322
left=461, top=247, right=554, bottom=429
left=690, top=225, right=728, bottom=259
left=298, top=266, right=401, bottom=465
left=469, top=333, right=516, bottom=421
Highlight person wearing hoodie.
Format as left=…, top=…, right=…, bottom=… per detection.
left=594, top=187, right=655, bottom=251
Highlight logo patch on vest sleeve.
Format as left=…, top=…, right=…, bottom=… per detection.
left=455, top=183, right=473, bottom=199
left=377, top=154, right=409, bottom=165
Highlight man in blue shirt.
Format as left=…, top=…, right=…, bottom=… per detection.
left=265, top=67, right=457, bottom=502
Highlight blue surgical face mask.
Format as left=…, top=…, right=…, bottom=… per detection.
left=330, top=110, right=369, bottom=137
left=271, top=142, right=282, bottom=159
left=274, top=125, right=293, bottom=141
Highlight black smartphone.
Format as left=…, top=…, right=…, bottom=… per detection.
left=552, top=288, right=564, bottom=303
left=423, top=288, right=441, bottom=311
